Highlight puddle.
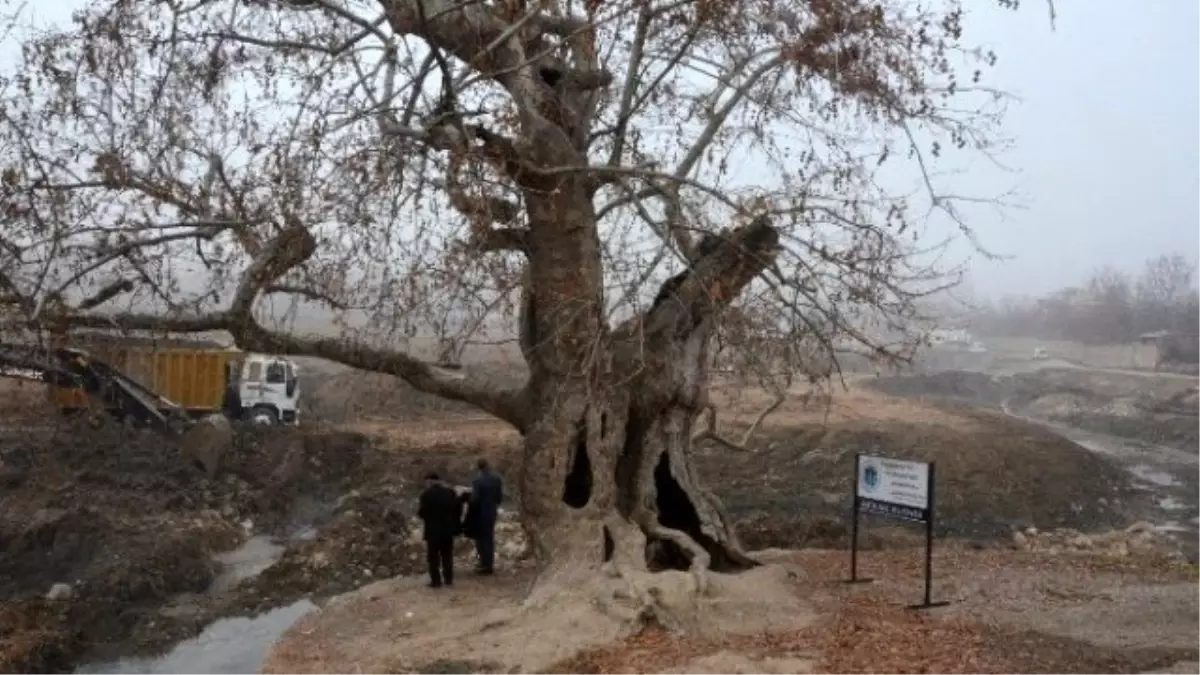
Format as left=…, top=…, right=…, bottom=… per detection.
left=209, top=535, right=286, bottom=594
left=77, top=599, right=317, bottom=674
left=1129, top=465, right=1181, bottom=488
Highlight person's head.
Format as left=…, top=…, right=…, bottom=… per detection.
left=476, top=458, right=490, bottom=473
left=425, top=471, right=440, bottom=487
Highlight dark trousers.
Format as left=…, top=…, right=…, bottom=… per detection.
left=425, top=534, right=454, bottom=587
left=474, top=526, right=495, bottom=572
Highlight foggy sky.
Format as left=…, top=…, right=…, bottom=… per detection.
left=7, top=0, right=1198, bottom=303
left=956, top=0, right=1199, bottom=298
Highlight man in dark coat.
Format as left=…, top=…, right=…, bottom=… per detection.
left=417, top=471, right=459, bottom=588
left=469, top=458, right=504, bottom=574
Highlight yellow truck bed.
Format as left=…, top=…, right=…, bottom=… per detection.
left=51, top=346, right=237, bottom=414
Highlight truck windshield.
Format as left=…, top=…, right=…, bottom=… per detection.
left=266, top=361, right=287, bottom=384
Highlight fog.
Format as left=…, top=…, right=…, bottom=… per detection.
left=4, top=0, right=1197, bottom=338
left=956, top=1, right=1199, bottom=298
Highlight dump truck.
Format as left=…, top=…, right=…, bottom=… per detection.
left=46, top=344, right=302, bottom=426
left=0, top=342, right=302, bottom=475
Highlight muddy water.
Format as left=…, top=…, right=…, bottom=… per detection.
left=77, top=533, right=311, bottom=674
left=209, top=536, right=286, bottom=594
left=77, top=599, right=317, bottom=674
left=1004, top=403, right=1200, bottom=560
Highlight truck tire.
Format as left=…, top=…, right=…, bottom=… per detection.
left=250, top=406, right=278, bottom=426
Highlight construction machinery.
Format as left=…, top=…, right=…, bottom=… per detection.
left=46, top=344, right=302, bottom=426
left=0, top=342, right=303, bottom=474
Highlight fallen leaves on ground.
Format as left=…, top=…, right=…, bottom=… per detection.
left=551, top=546, right=1199, bottom=674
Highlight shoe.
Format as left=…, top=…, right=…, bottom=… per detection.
left=428, top=581, right=443, bottom=588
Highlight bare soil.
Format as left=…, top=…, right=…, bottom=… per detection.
left=867, top=367, right=1199, bottom=452
left=3, top=355, right=1192, bottom=673
left=264, top=544, right=1198, bottom=674
left=694, top=390, right=1140, bottom=548
left=0, top=406, right=510, bottom=672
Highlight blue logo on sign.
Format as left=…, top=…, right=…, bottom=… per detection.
left=862, top=465, right=879, bottom=491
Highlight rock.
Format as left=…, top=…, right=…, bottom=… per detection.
left=499, top=540, right=525, bottom=559
left=1069, top=535, right=1093, bottom=549
left=1106, top=541, right=1130, bottom=558
left=1125, top=521, right=1156, bottom=535
left=335, top=490, right=361, bottom=510
left=1011, top=531, right=1029, bottom=550
left=1024, top=526, right=1039, bottom=537
left=46, top=583, right=73, bottom=601
left=181, top=413, right=233, bottom=477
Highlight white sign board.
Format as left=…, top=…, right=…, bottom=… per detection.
left=856, top=455, right=930, bottom=510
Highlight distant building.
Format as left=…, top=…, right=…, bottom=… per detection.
left=927, top=328, right=973, bottom=347
left=1140, top=330, right=1199, bottom=368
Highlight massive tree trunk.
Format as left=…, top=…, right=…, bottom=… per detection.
left=516, top=174, right=779, bottom=615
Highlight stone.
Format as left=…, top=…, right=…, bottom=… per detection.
left=1011, top=531, right=1029, bottom=550
left=1106, top=541, right=1130, bottom=558
left=1125, top=521, right=1156, bottom=535
left=1069, top=535, right=1093, bottom=549
left=1024, top=526, right=1039, bottom=537
left=45, top=583, right=73, bottom=601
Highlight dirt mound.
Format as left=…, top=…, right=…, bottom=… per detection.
left=867, top=370, right=1008, bottom=406
left=868, top=369, right=1200, bottom=452
left=0, top=419, right=377, bottom=672
left=697, top=406, right=1139, bottom=547
left=238, top=485, right=419, bottom=614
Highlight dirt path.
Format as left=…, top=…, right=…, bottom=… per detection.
left=1014, top=358, right=1198, bottom=382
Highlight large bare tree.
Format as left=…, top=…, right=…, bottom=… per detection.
left=0, top=0, right=1020, bottom=615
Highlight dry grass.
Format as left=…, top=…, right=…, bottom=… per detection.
left=709, top=381, right=979, bottom=433
left=338, top=417, right=518, bottom=450
left=323, top=380, right=976, bottom=448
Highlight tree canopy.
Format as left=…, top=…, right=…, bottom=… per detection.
left=1, top=0, right=1014, bottom=386
left=0, top=0, right=1029, bottom=598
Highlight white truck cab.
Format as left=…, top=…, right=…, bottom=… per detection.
left=224, top=354, right=301, bottom=425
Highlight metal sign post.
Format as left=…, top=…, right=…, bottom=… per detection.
left=844, top=453, right=873, bottom=585
left=845, top=453, right=949, bottom=610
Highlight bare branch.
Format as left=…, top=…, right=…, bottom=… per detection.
left=75, top=278, right=137, bottom=311
left=692, top=389, right=786, bottom=453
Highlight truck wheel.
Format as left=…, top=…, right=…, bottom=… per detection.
left=250, top=406, right=278, bottom=425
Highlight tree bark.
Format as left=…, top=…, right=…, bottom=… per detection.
left=517, top=198, right=780, bottom=607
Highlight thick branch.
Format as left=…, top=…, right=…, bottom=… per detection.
left=444, top=183, right=529, bottom=253
left=265, top=283, right=347, bottom=310
left=38, top=214, right=528, bottom=429
left=232, top=322, right=528, bottom=429
left=643, top=215, right=781, bottom=339
left=229, top=222, right=317, bottom=318
left=75, top=278, right=136, bottom=311
left=53, top=308, right=528, bottom=429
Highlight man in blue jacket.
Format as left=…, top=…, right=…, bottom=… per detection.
left=468, top=458, right=504, bottom=575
